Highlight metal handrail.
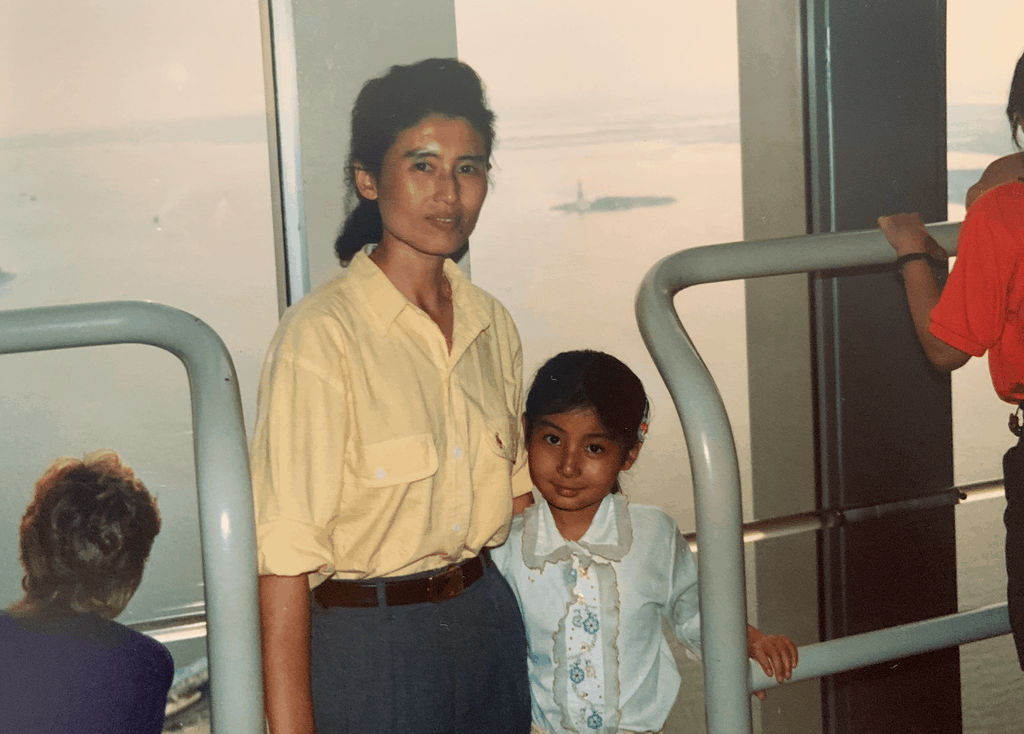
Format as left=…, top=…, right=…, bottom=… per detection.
left=681, top=477, right=1003, bottom=548
left=750, top=603, right=1009, bottom=691
left=132, top=477, right=1003, bottom=645
left=0, top=301, right=264, bottom=734
left=634, top=222, right=997, bottom=734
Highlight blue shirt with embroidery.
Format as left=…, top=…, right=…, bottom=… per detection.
left=492, top=494, right=702, bottom=734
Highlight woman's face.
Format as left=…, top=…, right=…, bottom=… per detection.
left=356, top=115, right=489, bottom=260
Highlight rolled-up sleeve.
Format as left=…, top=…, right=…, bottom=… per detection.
left=251, top=319, right=349, bottom=584
left=508, top=334, right=533, bottom=499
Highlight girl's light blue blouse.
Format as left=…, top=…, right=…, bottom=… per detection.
left=492, top=493, right=702, bottom=734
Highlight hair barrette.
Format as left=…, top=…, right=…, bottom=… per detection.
left=638, top=400, right=651, bottom=443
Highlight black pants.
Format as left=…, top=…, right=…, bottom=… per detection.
left=309, top=563, right=531, bottom=733
left=1004, top=427, right=1024, bottom=669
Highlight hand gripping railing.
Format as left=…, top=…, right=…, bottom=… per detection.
left=0, top=301, right=264, bottom=734
left=636, top=223, right=1011, bottom=734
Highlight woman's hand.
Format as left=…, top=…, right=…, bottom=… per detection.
left=511, top=492, right=535, bottom=515
left=747, top=625, right=798, bottom=700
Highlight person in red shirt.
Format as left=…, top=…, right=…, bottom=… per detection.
left=878, top=48, right=1024, bottom=667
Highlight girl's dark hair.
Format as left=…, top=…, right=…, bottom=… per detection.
left=525, top=350, right=650, bottom=469
left=1009, top=50, right=1024, bottom=149
left=334, top=58, right=497, bottom=263
left=16, top=451, right=161, bottom=618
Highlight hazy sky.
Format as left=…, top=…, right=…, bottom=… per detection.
left=946, top=1, right=1022, bottom=105
left=0, top=0, right=1018, bottom=137
left=456, top=0, right=740, bottom=115
left=0, top=0, right=266, bottom=136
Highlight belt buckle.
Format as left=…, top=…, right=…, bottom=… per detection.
left=428, top=564, right=465, bottom=602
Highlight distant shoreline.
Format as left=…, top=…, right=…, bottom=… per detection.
left=0, top=115, right=269, bottom=151
left=3, top=103, right=1010, bottom=155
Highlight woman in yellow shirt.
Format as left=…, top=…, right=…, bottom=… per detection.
left=251, top=59, right=533, bottom=733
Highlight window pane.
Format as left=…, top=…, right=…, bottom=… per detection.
left=0, top=0, right=277, bottom=658
left=456, top=3, right=743, bottom=730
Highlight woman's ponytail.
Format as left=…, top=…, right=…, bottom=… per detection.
left=334, top=198, right=383, bottom=264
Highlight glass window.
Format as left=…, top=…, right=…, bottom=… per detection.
left=0, top=0, right=278, bottom=662
left=456, top=2, right=744, bottom=729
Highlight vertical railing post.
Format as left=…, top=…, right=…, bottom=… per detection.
left=0, top=301, right=264, bottom=734
left=637, top=259, right=753, bottom=733
left=636, top=224, right=960, bottom=734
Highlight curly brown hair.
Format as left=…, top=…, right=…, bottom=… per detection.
left=16, top=451, right=161, bottom=618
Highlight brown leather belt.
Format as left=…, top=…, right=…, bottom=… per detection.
left=314, top=550, right=492, bottom=608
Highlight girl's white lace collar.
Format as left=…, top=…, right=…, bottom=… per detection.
left=521, top=493, right=634, bottom=570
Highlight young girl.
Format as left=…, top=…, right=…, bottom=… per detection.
left=492, top=350, right=798, bottom=734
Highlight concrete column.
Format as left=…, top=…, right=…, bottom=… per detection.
left=738, top=0, right=823, bottom=732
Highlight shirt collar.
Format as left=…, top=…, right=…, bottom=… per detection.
left=521, top=493, right=634, bottom=570
left=347, top=250, right=491, bottom=346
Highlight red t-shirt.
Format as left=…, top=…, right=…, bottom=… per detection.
left=930, top=182, right=1024, bottom=403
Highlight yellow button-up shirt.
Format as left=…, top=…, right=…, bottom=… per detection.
left=250, top=251, right=532, bottom=587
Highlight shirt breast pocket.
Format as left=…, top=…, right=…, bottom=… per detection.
left=355, top=433, right=439, bottom=488
left=473, top=423, right=518, bottom=496
left=483, top=421, right=517, bottom=464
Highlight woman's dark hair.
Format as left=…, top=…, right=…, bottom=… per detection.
left=334, top=58, right=497, bottom=263
left=1009, top=50, right=1024, bottom=149
left=525, top=350, right=650, bottom=485
left=16, top=451, right=161, bottom=618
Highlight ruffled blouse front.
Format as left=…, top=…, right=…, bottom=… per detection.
left=493, top=494, right=702, bottom=734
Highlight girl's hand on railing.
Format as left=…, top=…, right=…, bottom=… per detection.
left=747, top=625, right=799, bottom=700
left=878, top=213, right=950, bottom=262
left=878, top=213, right=931, bottom=256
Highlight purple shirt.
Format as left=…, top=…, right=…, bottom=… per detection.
left=0, top=610, right=173, bottom=733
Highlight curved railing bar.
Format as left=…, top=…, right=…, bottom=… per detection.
left=0, top=301, right=263, bottom=734
left=749, top=602, right=1009, bottom=692
left=635, top=223, right=963, bottom=733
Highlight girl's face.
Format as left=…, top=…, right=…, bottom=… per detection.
left=355, top=115, right=488, bottom=261
left=527, top=407, right=640, bottom=531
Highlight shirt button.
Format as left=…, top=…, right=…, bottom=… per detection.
left=375, top=467, right=386, bottom=480
left=453, top=523, right=461, bottom=532
left=452, top=446, right=463, bottom=459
